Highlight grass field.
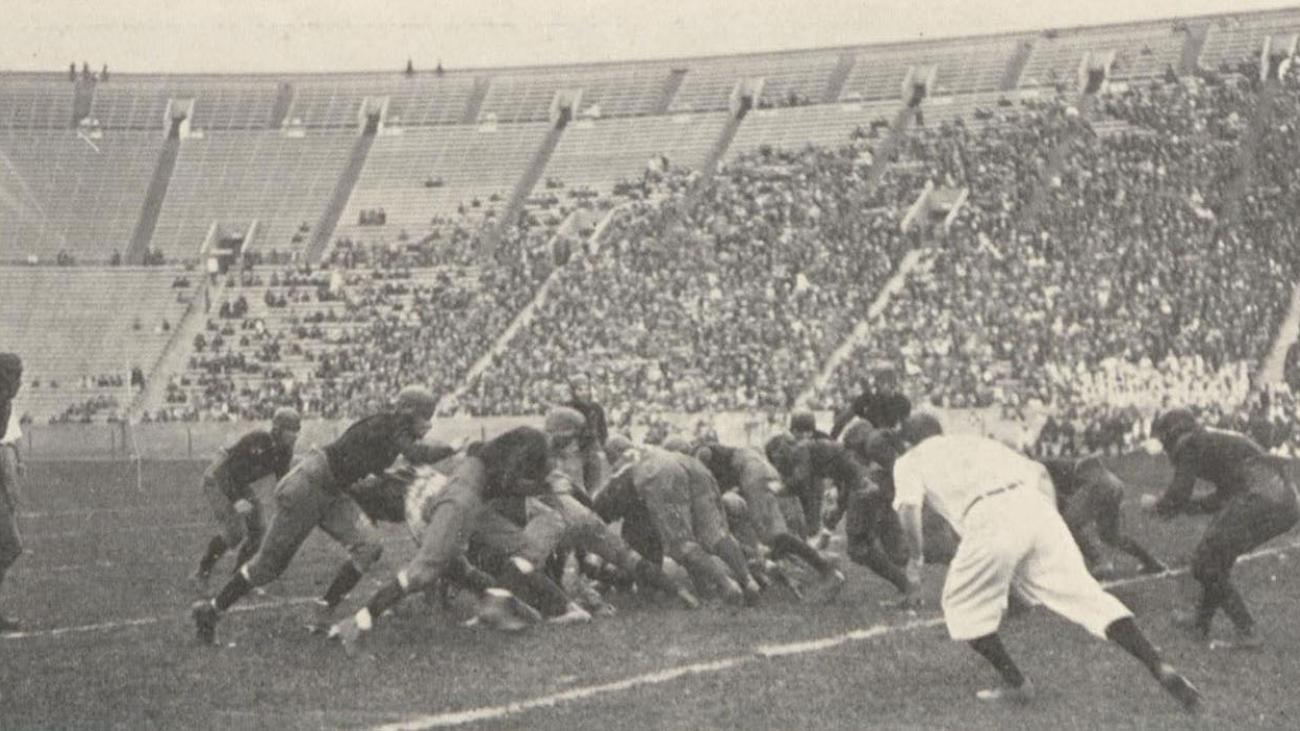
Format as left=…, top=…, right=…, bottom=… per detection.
left=1, top=455, right=1298, bottom=730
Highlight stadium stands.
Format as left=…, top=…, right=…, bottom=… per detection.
left=0, top=130, right=162, bottom=263
left=0, top=266, right=192, bottom=421
left=5, top=7, right=1300, bottom=423
left=0, top=77, right=75, bottom=129
left=841, top=38, right=1021, bottom=101
left=149, top=130, right=356, bottom=261
left=543, top=113, right=728, bottom=193
left=332, top=122, right=551, bottom=246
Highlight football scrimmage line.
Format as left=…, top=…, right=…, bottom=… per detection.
left=372, top=538, right=1300, bottom=731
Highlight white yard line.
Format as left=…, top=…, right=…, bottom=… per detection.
left=0, top=596, right=318, bottom=641
left=374, top=539, right=1298, bottom=730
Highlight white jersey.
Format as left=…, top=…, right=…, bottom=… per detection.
left=893, top=434, right=1051, bottom=536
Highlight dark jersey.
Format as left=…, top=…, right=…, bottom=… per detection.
left=1039, top=455, right=1115, bottom=509
left=567, top=398, right=608, bottom=448
left=213, top=430, right=293, bottom=495
left=830, top=391, right=912, bottom=439
left=1156, top=427, right=1265, bottom=516
left=785, top=440, right=877, bottom=524
left=323, top=412, right=451, bottom=488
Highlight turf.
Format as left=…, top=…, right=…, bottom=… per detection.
left=1, top=456, right=1298, bottom=730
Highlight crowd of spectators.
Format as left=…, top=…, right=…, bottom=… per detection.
left=465, top=131, right=927, bottom=415
left=128, top=56, right=1300, bottom=437
left=820, top=68, right=1298, bottom=429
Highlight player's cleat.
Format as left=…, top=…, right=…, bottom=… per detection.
left=328, top=617, right=366, bottom=656
left=1170, top=609, right=1209, bottom=640
left=306, top=599, right=334, bottom=635
left=1089, top=561, right=1117, bottom=579
left=807, top=569, right=846, bottom=604
left=975, top=680, right=1036, bottom=705
left=546, top=602, right=593, bottom=626
left=590, top=601, right=618, bottom=618
left=0, top=614, right=21, bottom=634
left=471, top=589, right=541, bottom=631
left=191, top=600, right=219, bottom=645
left=188, top=569, right=210, bottom=595
left=880, top=590, right=922, bottom=610
left=719, top=578, right=746, bottom=606
left=742, top=579, right=763, bottom=607
left=1155, top=664, right=1201, bottom=712
left=675, top=587, right=702, bottom=610
left=1209, top=631, right=1263, bottom=651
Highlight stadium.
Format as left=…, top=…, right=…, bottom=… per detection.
left=3, top=2, right=1300, bottom=728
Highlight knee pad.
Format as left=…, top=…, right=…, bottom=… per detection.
left=351, top=542, right=383, bottom=571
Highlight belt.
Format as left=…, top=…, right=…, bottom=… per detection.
left=962, top=482, right=1021, bottom=519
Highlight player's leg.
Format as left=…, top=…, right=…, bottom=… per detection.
left=641, top=480, right=740, bottom=603
left=474, top=505, right=578, bottom=619
left=1187, top=486, right=1298, bottom=642
left=310, top=494, right=384, bottom=631
left=233, top=497, right=266, bottom=568
left=0, top=444, right=22, bottom=631
left=194, top=457, right=330, bottom=643
left=193, top=475, right=245, bottom=590
left=689, top=484, right=759, bottom=604
left=842, top=489, right=908, bottom=595
left=1013, top=508, right=1199, bottom=710
left=942, top=520, right=1028, bottom=701
left=1091, top=485, right=1165, bottom=574
left=748, top=482, right=836, bottom=576
left=1060, top=490, right=1105, bottom=570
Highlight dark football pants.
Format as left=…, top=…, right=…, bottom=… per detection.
left=0, top=445, right=22, bottom=584
left=1191, top=456, right=1300, bottom=631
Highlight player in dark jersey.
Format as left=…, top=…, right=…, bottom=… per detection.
left=829, top=385, right=912, bottom=440
left=565, top=374, right=609, bottom=493
left=1040, top=455, right=1166, bottom=577
left=768, top=434, right=911, bottom=597
left=192, top=386, right=450, bottom=645
left=789, top=411, right=832, bottom=441
left=328, top=426, right=572, bottom=652
left=1148, top=408, right=1300, bottom=648
left=0, top=353, right=23, bottom=632
left=695, top=441, right=847, bottom=601
left=189, top=408, right=301, bottom=593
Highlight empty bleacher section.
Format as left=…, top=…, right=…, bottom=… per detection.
left=333, top=122, right=551, bottom=245
left=1199, top=10, right=1300, bottom=70
left=0, top=266, right=192, bottom=421
left=839, top=38, right=1021, bottom=101
left=0, top=130, right=161, bottom=262
left=669, top=52, right=841, bottom=112
left=478, top=65, right=671, bottom=123
left=87, top=77, right=282, bottom=130
left=283, top=74, right=479, bottom=129
left=542, top=113, right=728, bottom=193
left=0, top=76, right=76, bottom=129
left=149, top=131, right=355, bottom=260
left=728, top=101, right=897, bottom=157
left=1018, top=23, right=1185, bottom=88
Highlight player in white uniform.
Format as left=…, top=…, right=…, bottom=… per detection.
left=891, top=413, right=1200, bottom=710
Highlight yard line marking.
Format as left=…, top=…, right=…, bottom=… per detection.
left=375, top=539, right=1298, bottom=730
left=0, top=596, right=318, bottom=641
left=20, top=505, right=196, bottom=519
left=24, top=521, right=210, bottom=540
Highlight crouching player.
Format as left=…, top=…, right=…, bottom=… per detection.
left=192, top=386, right=448, bottom=645
left=329, top=427, right=563, bottom=650
left=893, top=413, right=1200, bottom=710
left=1041, top=455, right=1166, bottom=577
left=189, top=408, right=301, bottom=593
left=1146, top=408, right=1300, bottom=648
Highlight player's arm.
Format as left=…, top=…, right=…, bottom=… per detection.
left=1153, top=461, right=1196, bottom=517
left=592, top=467, right=634, bottom=523
left=397, top=434, right=456, bottom=466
